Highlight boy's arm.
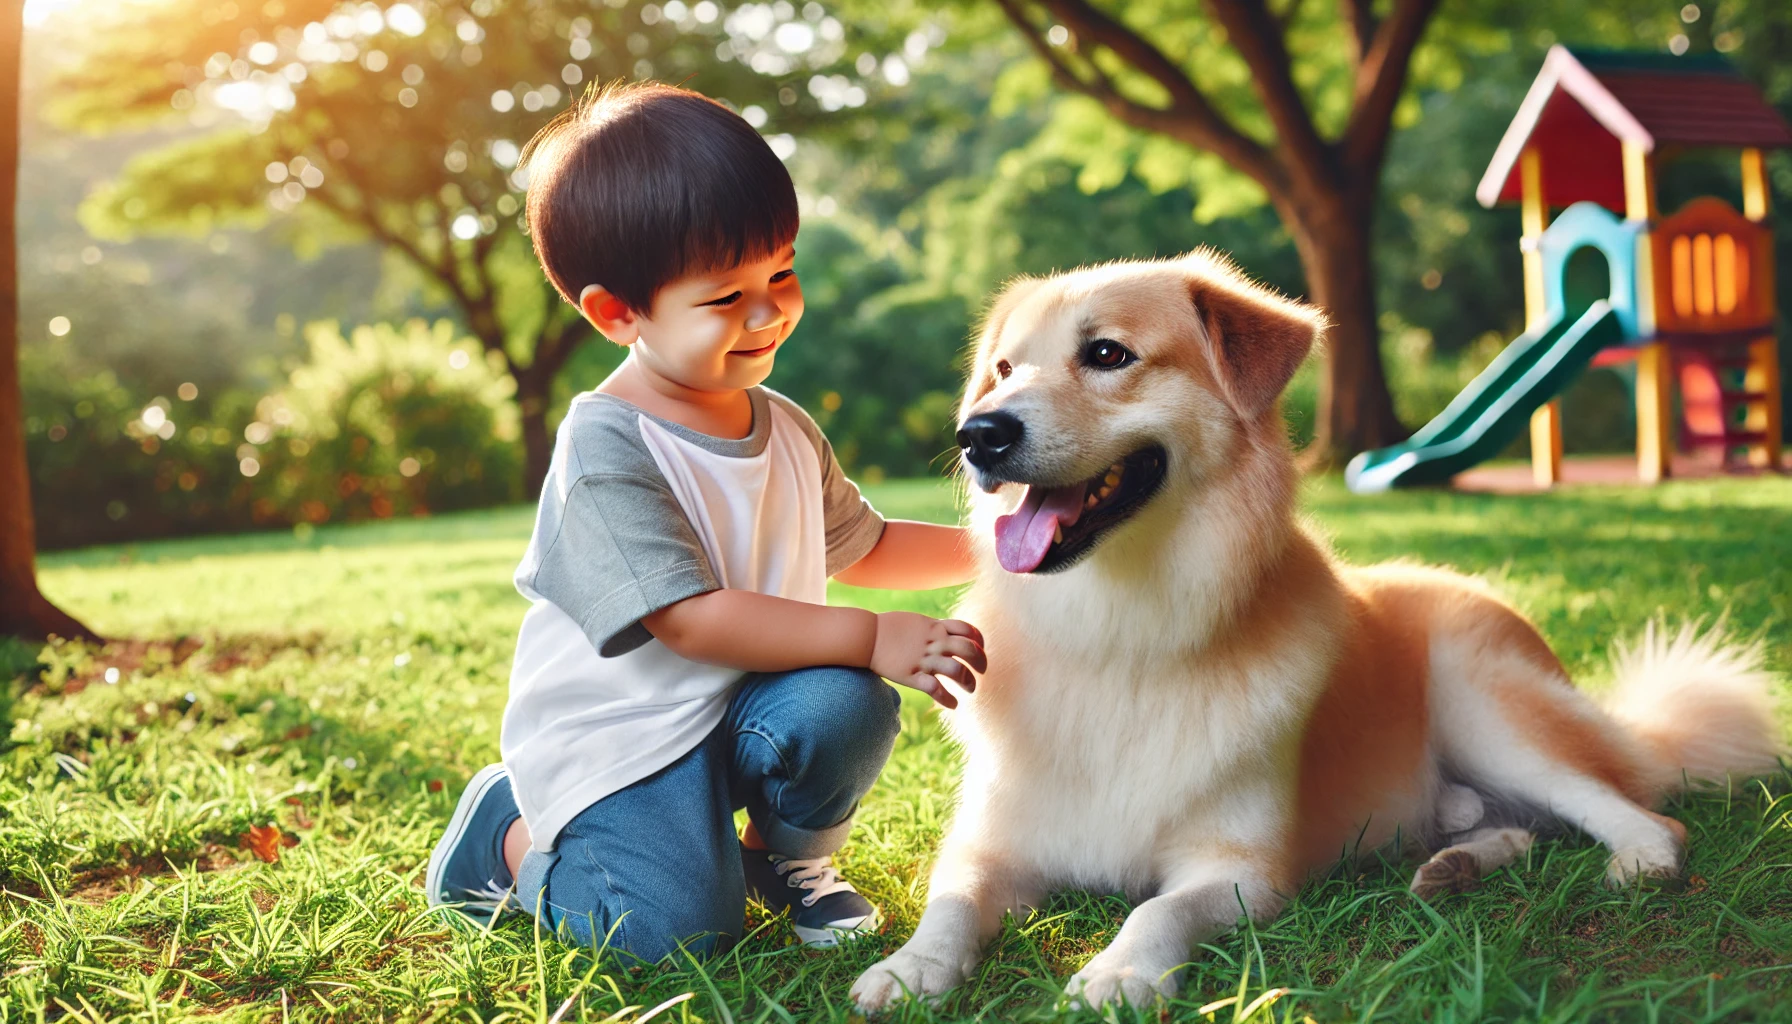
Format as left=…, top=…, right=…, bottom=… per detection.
left=832, top=520, right=977, bottom=591
left=643, top=589, right=986, bottom=707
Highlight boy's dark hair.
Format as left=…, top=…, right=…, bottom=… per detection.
left=521, top=81, right=799, bottom=314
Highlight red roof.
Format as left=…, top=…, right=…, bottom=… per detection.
left=1477, top=47, right=1792, bottom=211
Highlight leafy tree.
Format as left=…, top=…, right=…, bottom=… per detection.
left=57, top=0, right=848, bottom=492
left=0, top=0, right=96, bottom=641
left=869, top=0, right=1720, bottom=464
left=955, top=0, right=1447, bottom=463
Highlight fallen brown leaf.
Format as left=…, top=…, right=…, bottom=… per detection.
left=243, top=824, right=284, bottom=864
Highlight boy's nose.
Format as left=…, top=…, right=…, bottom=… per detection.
left=744, top=299, right=787, bottom=334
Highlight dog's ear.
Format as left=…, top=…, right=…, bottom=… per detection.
left=1184, top=253, right=1327, bottom=421
left=961, top=275, right=1044, bottom=415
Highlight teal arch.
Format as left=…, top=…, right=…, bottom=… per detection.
left=1538, top=201, right=1644, bottom=343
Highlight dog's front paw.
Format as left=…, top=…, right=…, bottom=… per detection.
left=1065, top=954, right=1180, bottom=1010
left=1605, top=844, right=1683, bottom=890
left=851, top=947, right=971, bottom=1013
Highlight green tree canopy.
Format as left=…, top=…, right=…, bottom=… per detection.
left=56, top=0, right=876, bottom=490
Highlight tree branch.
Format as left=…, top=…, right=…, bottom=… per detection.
left=534, top=302, right=592, bottom=378
left=995, top=0, right=1281, bottom=191
left=1340, top=0, right=1439, bottom=178
left=1203, top=0, right=1334, bottom=189
left=1337, top=0, right=1376, bottom=67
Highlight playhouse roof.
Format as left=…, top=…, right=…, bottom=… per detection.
left=1476, top=46, right=1792, bottom=211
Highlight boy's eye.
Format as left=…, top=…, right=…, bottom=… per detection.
left=701, top=291, right=743, bottom=307
left=771, top=269, right=796, bottom=284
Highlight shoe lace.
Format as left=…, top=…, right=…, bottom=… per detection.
left=460, top=878, right=515, bottom=912
left=771, top=855, right=856, bottom=907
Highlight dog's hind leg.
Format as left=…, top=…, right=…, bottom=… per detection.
left=1436, top=783, right=1485, bottom=833
left=1410, top=827, right=1534, bottom=899
left=1430, top=639, right=1682, bottom=888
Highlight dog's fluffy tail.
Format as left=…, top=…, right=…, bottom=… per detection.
left=1602, top=622, right=1783, bottom=793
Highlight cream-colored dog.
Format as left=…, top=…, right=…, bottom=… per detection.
left=850, top=252, right=1782, bottom=1012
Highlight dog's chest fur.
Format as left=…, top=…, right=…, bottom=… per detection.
left=945, top=580, right=1335, bottom=893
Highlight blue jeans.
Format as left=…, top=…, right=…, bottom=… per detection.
left=514, top=666, right=901, bottom=961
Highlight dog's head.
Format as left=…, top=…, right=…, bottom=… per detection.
left=957, top=251, right=1325, bottom=575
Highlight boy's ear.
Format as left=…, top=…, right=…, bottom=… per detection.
left=579, top=285, right=640, bottom=346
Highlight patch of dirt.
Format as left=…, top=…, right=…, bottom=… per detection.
left=1717, top=933, right=1780, bottom=970
left=28, top=633, right=327, bottom=697
left=66, top=865, right=144, bottom=904
left=2, top=876, right=47, bottom=901
left=15, top=921, right=43, bottom=955
left=64, top=843, right=246, bottom=905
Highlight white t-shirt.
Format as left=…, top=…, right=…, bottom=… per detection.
left=501, top=387, right=884, bottom=852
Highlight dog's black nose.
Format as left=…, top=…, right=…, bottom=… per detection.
left=956, top=411, right=1024, bottom=470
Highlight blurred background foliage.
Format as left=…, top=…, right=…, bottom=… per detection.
left=16, top=0, right=1792, bottom=547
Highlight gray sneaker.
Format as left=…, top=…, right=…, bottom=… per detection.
left=426, top=764, right=521, bottom=927
left=742, top=845, right=880, bottom=947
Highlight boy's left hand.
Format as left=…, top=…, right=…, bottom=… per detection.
left=868, top=611, right=988, bottom=709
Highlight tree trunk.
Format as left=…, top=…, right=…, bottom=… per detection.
left=0, top=1, right=98, bottom=643
left=516, top=372, right=553, bottom=499
left=1285, top=188, right=1406, bottom=467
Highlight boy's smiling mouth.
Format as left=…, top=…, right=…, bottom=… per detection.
left=730, top=339, right=779, bottom=358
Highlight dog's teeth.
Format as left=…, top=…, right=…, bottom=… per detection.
left=1052, top=523, right=1063, bottom=543
left=1103, top=471, right=1120, bottom=488
left=1084, top=494, right=1098, bottom=509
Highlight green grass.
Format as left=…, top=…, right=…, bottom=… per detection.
left=4, top=475, right=1790, bottom=1022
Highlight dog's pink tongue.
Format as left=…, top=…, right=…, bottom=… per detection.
left=995, top=484, right=1086, bottom=574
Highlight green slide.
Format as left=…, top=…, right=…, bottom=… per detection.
left=1345, top=301, right=1627, bottom=492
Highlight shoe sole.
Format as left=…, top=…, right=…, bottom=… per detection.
left=426, top=763, right=512, bottom=924
left=793, top=909, right=880, bottom=948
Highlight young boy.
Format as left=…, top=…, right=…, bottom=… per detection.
left=425, top=82, right=986, bottom=961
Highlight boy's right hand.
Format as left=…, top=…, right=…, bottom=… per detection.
left=869, top=611, right=987, bottom=709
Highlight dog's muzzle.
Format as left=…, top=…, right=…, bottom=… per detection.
left=956, top=411, right=1024, bottom=472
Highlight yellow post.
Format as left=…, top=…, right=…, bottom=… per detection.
left=1635, top=342, right=1672, bottom=483
left=1623, top=140, right=1667, bottom=481
left=1621, top=141, right=1658, bottom=222
left=1520, top=148, right=1562, bottom=486
left=1530, top=403, right=1564, bottom=486
left=1520, top=149, right=1549, bottom=327
left=1741, top=147, right=1769, bottom=222
left=1746, top=336, right=1782, bottom=469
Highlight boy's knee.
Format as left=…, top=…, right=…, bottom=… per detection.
left=551, top=886, right=743, bottom=964
left=793, top=666, right=901, bottom=753
left=624, top=900, right=743, bottom=963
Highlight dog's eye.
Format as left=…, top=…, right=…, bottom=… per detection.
left=1084, top=340, right=1134, bottom=370
left=995, top=360, right=1013, bottom=380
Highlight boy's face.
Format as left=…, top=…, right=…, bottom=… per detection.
left=587, top=246, right=803, bottom=393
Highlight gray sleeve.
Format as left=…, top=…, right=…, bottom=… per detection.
left=762, top=389, right=886, bottom=575
left=517, top=403, right=718, bottom=657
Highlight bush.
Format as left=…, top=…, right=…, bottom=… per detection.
left=24, top=355, right=255, bottom=548
left=249, top=320, right=523, bottom=525
left=24, top=319, right=522, bottom=548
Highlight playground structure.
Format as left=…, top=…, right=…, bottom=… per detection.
left=1347, top=47, right=1789, bottom=493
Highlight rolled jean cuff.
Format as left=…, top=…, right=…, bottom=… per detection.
left=515, top=846, right=558, bottom=922
left=756, top=803, right=857, bottom=859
